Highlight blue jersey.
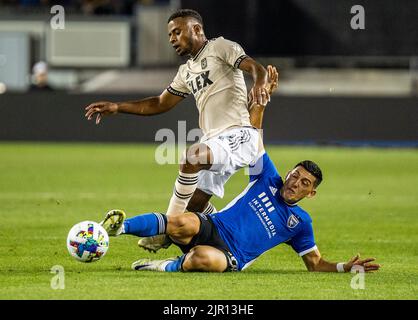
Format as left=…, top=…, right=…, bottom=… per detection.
left=209, top=152, right=317, bottom=270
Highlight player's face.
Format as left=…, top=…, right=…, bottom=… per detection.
left=281, top=166, right=317, bottom=204
left=36, top=72, right=48, bottom=85
left=168, top=18, right=198, bottom=56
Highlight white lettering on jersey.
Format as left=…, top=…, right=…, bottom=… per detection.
left=250, top=193, right=278, bottom=238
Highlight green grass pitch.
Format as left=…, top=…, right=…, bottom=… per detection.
left=0, top=142, right=417, bottom=300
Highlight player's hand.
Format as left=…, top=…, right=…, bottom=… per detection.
left=249, top=83, right=270, bottom=107
left=266, top=65, right=279, bottom=95
left=247, top=65, right=278, bottom=107
left=344, top=253, right=381, bottom=272
left=85, top=101, right=118, bottom=124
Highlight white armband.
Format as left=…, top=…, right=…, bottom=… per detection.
left=336, top=262, right=345, bottom=273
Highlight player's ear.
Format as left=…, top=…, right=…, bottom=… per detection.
left=193, top=23, right=203, bottom=36
left=306, top=189, right=317, bottom=199
left=285, top=171, right=291, bottom=181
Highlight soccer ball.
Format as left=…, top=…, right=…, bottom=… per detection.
left=67, top=221, right=109, bottom=262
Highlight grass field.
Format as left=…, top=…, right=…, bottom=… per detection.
left=0, top=142, right=417, bottom=300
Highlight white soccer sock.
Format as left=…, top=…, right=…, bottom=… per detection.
left=166, top=171, right=199, bottom=216
left=201, top=202, right=217, bottom=215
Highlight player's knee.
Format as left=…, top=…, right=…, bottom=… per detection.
left=183, top=246, right=226, bottom=272
left=167, top=214, right=190, bottom=231
left=180, top=162, right=199, bottom=174
left=167, top=214, right=199, bottom=240
left=180, top=144, right=212, bottom=172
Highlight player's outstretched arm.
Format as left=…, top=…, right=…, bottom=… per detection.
left=239, top=57, right=270, bottom=106
left=84, top=89, right=184, bottom=124
left=302, top=249, right=381, bottom=273
left=249, top=65, right=279, bottom=129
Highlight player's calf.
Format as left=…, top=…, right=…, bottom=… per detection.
left=165, top=144, right=213, bottom=217
left=186, top=188, right=213, bottom=213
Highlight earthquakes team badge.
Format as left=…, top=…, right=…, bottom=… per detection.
left=287, top=214, right=300, bottom=228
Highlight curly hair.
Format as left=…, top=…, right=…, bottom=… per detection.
left=168, top=9, right=204, bottom=26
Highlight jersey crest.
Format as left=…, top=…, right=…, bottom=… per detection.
left=287, top=214, right=300, bottom=228
left=201, top=57, right=207, bottom=69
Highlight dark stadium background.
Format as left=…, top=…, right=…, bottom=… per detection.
left=0, top=0, right=417, bottom=145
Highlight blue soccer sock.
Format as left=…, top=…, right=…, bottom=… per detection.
left=123, top=213, right=167, bottom=237
left=163, top=255, right=186, bottom=272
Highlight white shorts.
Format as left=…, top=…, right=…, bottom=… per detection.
left=197, top=127, right=261, bottom=198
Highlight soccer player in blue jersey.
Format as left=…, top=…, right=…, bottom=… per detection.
left=100, top=84, right=380, bottom=274
left=101, top=153, right=379, bottom=273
